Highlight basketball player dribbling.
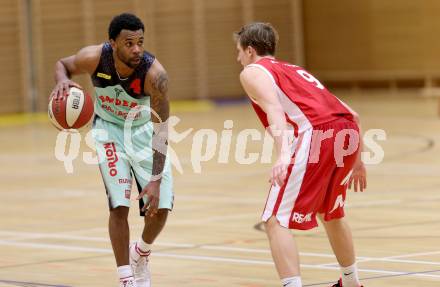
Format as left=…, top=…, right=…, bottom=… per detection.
left=235, top=22, right=367, bottom=287
left=50, top=13, right=173, bottom=287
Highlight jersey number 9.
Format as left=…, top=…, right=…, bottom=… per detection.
left=297, top=70, right=325, bottom=90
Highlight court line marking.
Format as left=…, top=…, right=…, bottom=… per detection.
left=386, top=250, right=440, bottom=259
left=304, top=268, right=440, bottom=286
left=333, top=251, right=440, bottom=267
left=168, top=213, right=258, bottom=225
left=2, top=231, right=440, bottom=274
left=0, top=239, right=439, bottom=280
left=321, top=258, right=440, bottom=267
left=1, top=230, right=440, bottom=265
left=0, top=279, right=71, bottom=287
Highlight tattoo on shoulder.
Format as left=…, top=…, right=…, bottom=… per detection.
left=151, top=71, right=168, bottom=94
left=149, top=70, right=170, bottom=124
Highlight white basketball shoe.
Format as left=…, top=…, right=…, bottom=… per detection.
left=119, top=276, right=137, bottom=287
left=129, top=243, right=152, bottom=287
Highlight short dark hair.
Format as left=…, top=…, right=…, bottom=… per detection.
left=234, top=22, right=279, bottom=56
left=108, top=13, right=144, bottom=40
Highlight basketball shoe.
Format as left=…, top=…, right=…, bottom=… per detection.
left=119, top=276, right=137, bottom=287
left=129, top=243, right=151, bottom=286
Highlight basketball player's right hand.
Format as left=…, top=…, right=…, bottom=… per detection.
left=270, top=157, right=288, bottom=187
left=50, top=80, right=82, bottom=100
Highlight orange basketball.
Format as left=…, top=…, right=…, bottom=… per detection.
left=48, top=87, right=94, bottom=130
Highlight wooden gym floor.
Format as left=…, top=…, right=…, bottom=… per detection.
left=0, top=91, right=439, bottom=287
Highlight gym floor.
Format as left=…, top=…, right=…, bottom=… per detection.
left=0, top=91, right=439, bottom=287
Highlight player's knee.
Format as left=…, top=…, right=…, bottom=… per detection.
left=155, top=209, right=169, bottom=224
left=146, top=209, right=169, bottom=226
left=264, top=216, right=280, bottom=236
left=109, top=206, right=129, bottom=220
left=322, top=216, right=348, bottom=231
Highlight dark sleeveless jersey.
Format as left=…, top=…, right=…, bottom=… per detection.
left=91, top=42, right=156, bottom=126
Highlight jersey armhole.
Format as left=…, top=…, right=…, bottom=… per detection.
left=245, top=63, right=278, bottom=105
left=143, top=57, right=158, bottom=97
left=246, top=63, right=277, bottom=85
left=91, top=43, right=106, bottom=76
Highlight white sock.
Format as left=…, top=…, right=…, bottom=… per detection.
left=341, top=263, right=361, bottom=287
left=137, top=238, right=151, bottom=252
left=117, top=265, right=133, bottom=281
left=281, top=276, right=302, bottom=287
left=130, top=238, right=152, bottom=261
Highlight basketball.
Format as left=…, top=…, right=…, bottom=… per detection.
left=48, top=87, right=94, bottom=130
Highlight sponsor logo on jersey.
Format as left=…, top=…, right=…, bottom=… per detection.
left=97, top=72, right=111, bottom=80
left=291, top=212, right=312, bottom=224
left=118, top=178, right=133, bottom=184
left=98, top=95, right=138, bottom=108
left=114, top=87, right=124, bottom=98
left=103, top=142, right=118, bottom=176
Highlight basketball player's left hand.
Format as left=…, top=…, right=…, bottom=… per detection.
left=270, top=157, right=288, bottom=187
left=138, top=181, right=161, bottom=217
left=349, top=162, right=367, bottom=192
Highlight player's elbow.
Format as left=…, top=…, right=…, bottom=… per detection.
left=54, top=59, right=70, bottom=79
left=55, top=59, right=65, bottom=70
left=59, top=55, right=78, bottom=76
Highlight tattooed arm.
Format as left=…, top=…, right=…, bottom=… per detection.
left=137, top=59, right=170, bottom=216
left=147, top=59, right=170, bottom=179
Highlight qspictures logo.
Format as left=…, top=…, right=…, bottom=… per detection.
left=53, top=105, right=387, bottom=175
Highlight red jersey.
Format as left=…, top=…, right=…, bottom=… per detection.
left=247, top=58, right=353, bottom=133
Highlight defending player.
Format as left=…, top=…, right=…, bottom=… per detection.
left=235, top=22, right=367, bottom=287
left=50, top=13, right=173, bottom=287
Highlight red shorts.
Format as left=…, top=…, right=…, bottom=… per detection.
left=262, top=118, right=360, bottom=230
